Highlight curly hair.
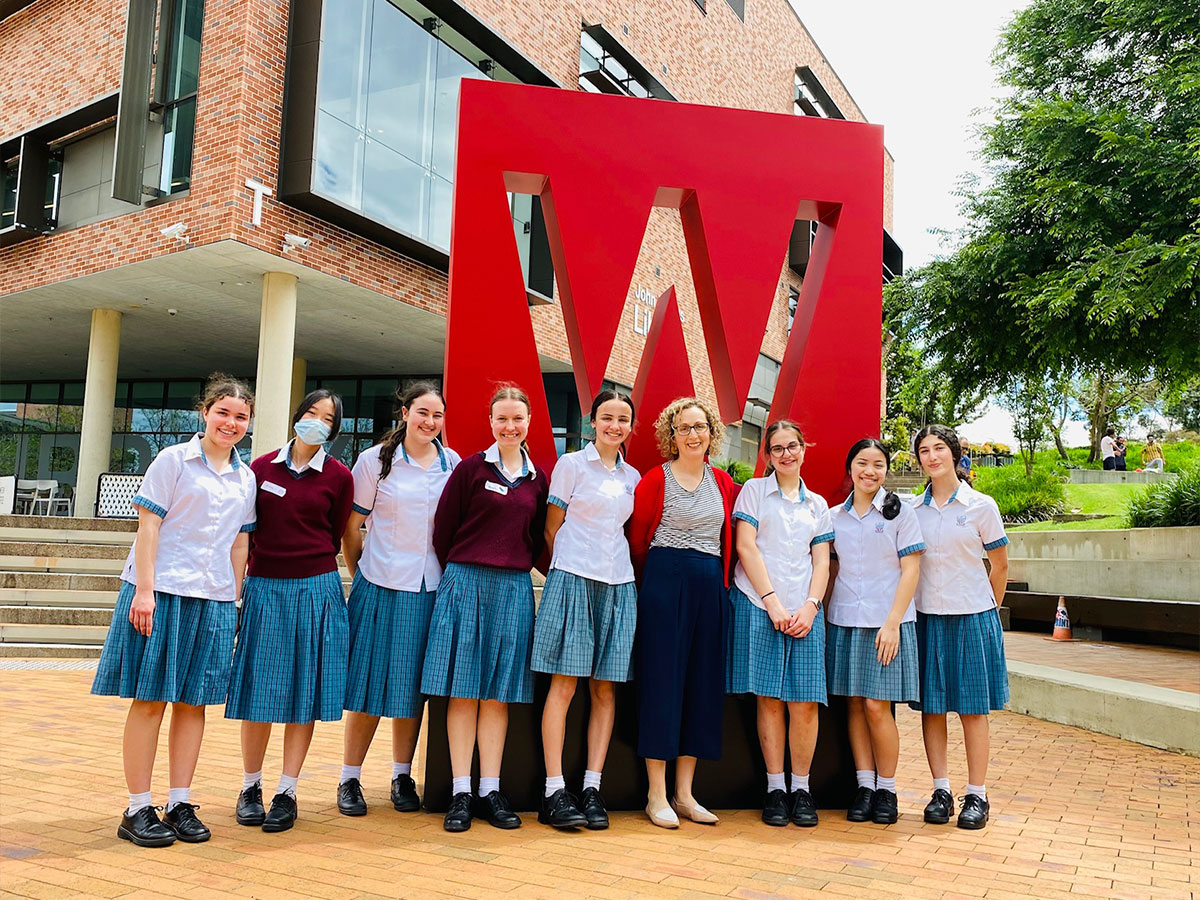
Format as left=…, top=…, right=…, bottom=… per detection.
left=653, top=396, right=726, bottom=460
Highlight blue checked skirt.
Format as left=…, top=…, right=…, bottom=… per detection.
left=344, top=571, right=437, bottom=719
left=826, top=621, right=920, bottom=702
left=420, top=562, right=535, bottom=704
left=92, top=580, right=236, bottom=706
left=225, top=571, right=348, bottom=723
left=911, top=608, right=1009, bottom=715
left=531, top=569, right=637, bottom=682
left=725, top=586, right=827, bottom=704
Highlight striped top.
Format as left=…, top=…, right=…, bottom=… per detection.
left=650, top=463, right=724, bottom=557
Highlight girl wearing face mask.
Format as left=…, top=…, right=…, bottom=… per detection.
left=91, top=374, right=258, bottom=848
left=421, top=385, right=550, bottom=833
left=826, top=439, right=924, bottom=827
left=531, top=390, right=641, bottom=830
left=225, top=390, right=354, bottom=834
left=336, top=382, right=460, bottom=818
left=727, top=420, right=833, bottom=829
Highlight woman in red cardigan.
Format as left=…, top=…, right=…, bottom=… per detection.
left=629, top=396, right=738, bottom=828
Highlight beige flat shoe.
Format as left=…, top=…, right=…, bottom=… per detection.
left=645, top=802, right=679, bottom=829
left=671, top=798, right=719, bottom=824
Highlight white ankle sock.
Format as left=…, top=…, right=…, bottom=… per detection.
left=766, top=772, right=786, bottom=792
left=544, top=775, right=565, bottom=798
left=478, top=776, right=500, bottom=797
left=243, top=770, right=262, bottom=790
left=583, top=770, right=602, bottom=791
left=856, top=769, right=876, bottom=789
left=452, top=776, right=472, bottom=795
left=393, top=761, right=411, bottom=778
left=876, top=775, right=897, bottom=793
left=166, top=787, right=189, bottom=812
left=128, top=791, right=153, bottom=814
left=966, top=783, right=987, bottom=800
left=339, top=765, right=362, bottom=785
left=277, top=774, right=299, bottom=798
left=933, top=777, right=951, bottom=792
left=791, top=773, right=810, bottom=793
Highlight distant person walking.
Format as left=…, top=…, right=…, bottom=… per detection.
left=1114, top=435, right=1128, bottom=471
left=1141, top=437, right=1165, bottom=473
left=1100, top=428, right=1117, bottom=471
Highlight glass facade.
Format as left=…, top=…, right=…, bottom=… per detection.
left=158, top=0, right=204, bottom=195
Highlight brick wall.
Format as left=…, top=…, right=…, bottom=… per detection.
left=0, top=0, right=893, bottom=416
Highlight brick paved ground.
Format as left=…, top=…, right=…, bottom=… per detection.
left=1, top=661, right=1196, bottom=900
left=1004, top=632, right=1200, bottom=695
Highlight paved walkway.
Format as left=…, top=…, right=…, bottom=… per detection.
left=1005, top=632, right=1200, bottom=695
left=1, top=661, right=1197, bottom=900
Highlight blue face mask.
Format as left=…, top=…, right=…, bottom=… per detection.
left=294, top=417, right=331, bottom=446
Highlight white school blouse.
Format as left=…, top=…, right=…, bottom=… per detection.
left=547, top=442, right=640, bottom=585
left=123, top=434, right=258, bottom=602
left=351, top=439, right=461, bottom=593
left=828, top=490, right=925, bottom=628
left=911, top=480, right=1009, bottom=616
left=732, top=474, right=834, bottom=614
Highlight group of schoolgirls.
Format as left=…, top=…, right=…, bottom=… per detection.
left=91, top=371, right=1009, bottom=848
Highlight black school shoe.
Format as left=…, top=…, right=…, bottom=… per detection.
left=871, top=790, right=898, bottom=825
left=957, top=793, right=989, bottom=830
left=475, top=790, right=522, bottom=829
left=163, top=803, right=211, bottom=843
left=391, top=774, right=420, bottom=812
left=263, top=792, right=298, bottom=832
left=923, top=788, right=955, bottom=824
left=116, top=806, right=176, bottom=847
left=538, top=788, right=587, bottom=828
left=443, top=791, right=473, bottom=832
left=578, top=787, right=609, bottom=830
left=761, top=789, right=790, bottom=827
left=337, top=778, right=368, bottom=817
left=790, top=789, right=819, bottom=827
left=236, top=783, right=266, bottom=826
left=846, top=786, right=875, bottom=822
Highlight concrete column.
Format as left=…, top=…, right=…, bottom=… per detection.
left=74, top=309, right=122, bottom=518
left=251, top=272, right=299, bottom=458
left=289, top=356, right=308, bottom=418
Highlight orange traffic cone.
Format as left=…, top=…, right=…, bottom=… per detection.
left=1047, top=596, right=1076, bottom=641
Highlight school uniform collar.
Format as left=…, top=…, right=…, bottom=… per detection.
left=922, top=480, right=967, bottom=507
left=397, top=438, right=450, bottom=472
left=273, top=439, right=326, bottom=472
left=842, top=488, right=888, bottom=514
left=483, top=442, right=536, bottom=478
left=583, top=441, right=625, bottom=470
left=185, top=432, right=243, bottom=473
left=765, top=471, right=807, bottom=502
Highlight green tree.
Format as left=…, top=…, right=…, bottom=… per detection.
left=1164, top=381, right=1200, bottom=431
left=1000, top=377, right=1053, bottom=476
left=888, top=0, right=1200, bottom=392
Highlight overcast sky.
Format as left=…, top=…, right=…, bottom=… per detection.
left=787, top=1, right=1103, bottom=446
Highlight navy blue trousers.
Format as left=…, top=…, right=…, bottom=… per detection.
left=634, top=547, right=728, bottom=760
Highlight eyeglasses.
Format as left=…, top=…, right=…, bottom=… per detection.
left=768, top=442, right=803, bottom=457
left=674, top=423, right=711, bottom=436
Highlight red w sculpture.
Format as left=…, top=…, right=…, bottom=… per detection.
left=444, top=80, right=884, bottom=500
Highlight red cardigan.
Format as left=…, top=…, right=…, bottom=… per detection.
left=628, top=463, right=739, bottom=586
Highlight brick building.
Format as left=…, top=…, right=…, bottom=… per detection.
left=0, top=0, right=899, bottom=516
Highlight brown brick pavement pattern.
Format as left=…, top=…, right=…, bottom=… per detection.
left=1005, top=632, right=1200, bottom=696
left=1, top=664, right=1196, bottom=900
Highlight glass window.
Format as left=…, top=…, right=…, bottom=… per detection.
left=362, top=139, right=427, bottom=238
left=160, top=98, right=197, bottom=195
left=1, top=161, right=16, bottom=230
left=158, top=0, right=205, bottom=195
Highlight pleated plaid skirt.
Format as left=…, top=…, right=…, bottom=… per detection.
left=725, top=586, right=827, bottom=704
left=224, top=571, right=348, bottom=723
left=344, top=571, right=437, bottom=719
left=531, top=569, right=637, bottom=682
left=92, top=580, right=235, bottom=706
left=420, top=563, right=535, bottom=704
left=910, top=608, right=1009, bottom=715
left=826, top=621, right=920, bottom=702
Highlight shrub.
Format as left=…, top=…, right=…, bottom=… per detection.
left=973, top=465, right=1066, bottom=523
left=1125, top=465, right=1200, bottom=528
left=711, top=458, right=755, bottom=484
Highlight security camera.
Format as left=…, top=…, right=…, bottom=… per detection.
left=160, top=222, right=189, bottom=242
left=282, top=233, right=311, bottom=253
left=167, top=308, right=178, bottom=317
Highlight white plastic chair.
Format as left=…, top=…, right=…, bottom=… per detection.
left=28, top=480, right=58, bottom=516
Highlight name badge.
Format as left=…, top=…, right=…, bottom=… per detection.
left=485, top=481, right=509, bottom=496
left=262, top=481, right=287, bottom=497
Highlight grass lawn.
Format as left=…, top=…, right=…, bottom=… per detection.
left=1007, top=482, right=1144, bottom=532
